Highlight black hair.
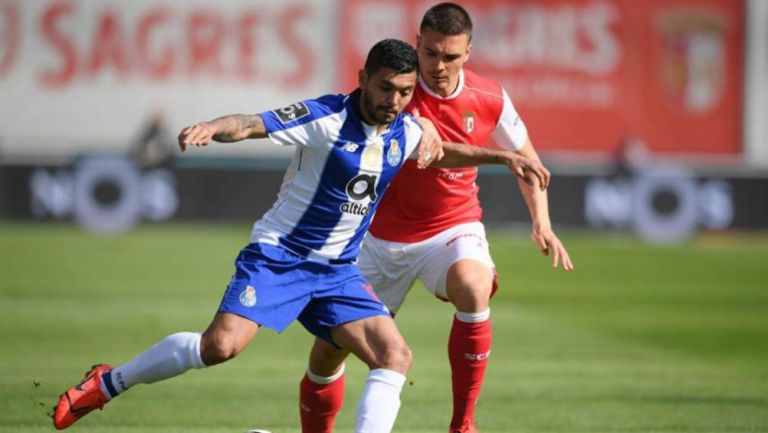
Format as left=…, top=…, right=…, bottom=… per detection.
left=364, top=39, right=419, bottom=75
left=420, top=2, right=473, bottom=39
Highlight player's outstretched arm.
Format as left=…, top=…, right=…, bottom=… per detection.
left=515, top=138, right=574, bottom=271
left=433, top=141, right=550, bottom=190
left=178, top=114, right=268, bottom=152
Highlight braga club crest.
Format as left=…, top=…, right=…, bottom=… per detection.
left=462, top=111, right=475, bottom=133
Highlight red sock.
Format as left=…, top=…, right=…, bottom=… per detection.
left=299, top=372, right=345, bottom=433
left=448, top=315, right=492, bottom=429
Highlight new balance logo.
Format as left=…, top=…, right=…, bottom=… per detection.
left=342, top=142, right=359, bottom=152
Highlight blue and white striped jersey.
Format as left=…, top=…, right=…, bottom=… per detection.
left=250, top=90, right=423, bottom=263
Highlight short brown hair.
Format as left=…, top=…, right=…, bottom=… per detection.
left=420, top=2, right=473, bottom=39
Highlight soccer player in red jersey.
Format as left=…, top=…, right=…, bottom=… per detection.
left=298, top=3, right=573, bottom=433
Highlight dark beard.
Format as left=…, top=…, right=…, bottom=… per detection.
left=362, top=90, right=390, bottom=125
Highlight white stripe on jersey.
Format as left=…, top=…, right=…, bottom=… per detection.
left=307, top=126, right=387, bottom=262
left=252, top=111, right=347, bottom=251
left=492, top=88, right=528, bottom=151
left=249, top=92, right=422, bottom=263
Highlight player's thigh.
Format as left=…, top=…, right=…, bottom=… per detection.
left=201, top=312, right=260, bottom=361
left=297, top=263, right=390, bottom=348
left=419, top=222, right=495, bottom=302
left=358, top=234, right=419, bottom=313
left=330, top=314, right=411, bottom=373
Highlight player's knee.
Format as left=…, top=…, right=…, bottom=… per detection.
left=373, top=342, right=412, bottom=374
left=199, top=333, right=243, bottom=365
left=448, top=276, right=493, bottom=312
left=446, top=262, right=494, bottom=310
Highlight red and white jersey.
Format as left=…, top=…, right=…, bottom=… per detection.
left=369, top=68, right=529, bottom=243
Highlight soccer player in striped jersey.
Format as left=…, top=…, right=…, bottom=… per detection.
left=52, top=38, right=549, bottom=433
left=299, top=4, right=573, bottom=433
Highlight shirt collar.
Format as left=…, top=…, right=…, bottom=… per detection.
left=417, top=69, right=465, bottom=100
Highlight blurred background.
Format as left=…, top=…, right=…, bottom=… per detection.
left=1, top=2, right=767, bottom=432
left=0, top=0, right=765, bottom=240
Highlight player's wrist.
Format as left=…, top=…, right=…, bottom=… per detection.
left=496, top=151, right=513, bottom=164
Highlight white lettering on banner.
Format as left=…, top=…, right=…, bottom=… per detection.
left=30, top=169, right=73, bottom=220
left=584, top=167, right=735, bottom=243
left=501, top=76, right=616, bottom=109
left=347, top=0, right=622, bottom=76
left=30, top=157, right=179, bottom=233
left=466, top=1, right=623, bottom=109
left=473, top=1, right=621, bottom=74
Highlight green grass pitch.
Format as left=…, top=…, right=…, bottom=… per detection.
left=1, top=222, right=767, bottom=433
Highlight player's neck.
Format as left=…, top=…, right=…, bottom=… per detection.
left=437, top=78, right=459, bottom=98
left=421, top=71, right=461, bottom=98
left=357, top=91, right=390, bottom=134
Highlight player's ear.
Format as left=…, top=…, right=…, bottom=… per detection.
left=358, top=69, right=368, bottom=89
left=416, top=33, right=421, bottom=48
left=465, top=42, right=472, bottom=62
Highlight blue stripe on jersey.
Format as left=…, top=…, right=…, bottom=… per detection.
left=278, top=101, right=368, bottom=258
left=261, top=94, right=345, bottom=134
left=337, top=116, right=409, bottom=261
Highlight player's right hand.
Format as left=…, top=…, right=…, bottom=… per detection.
left=503, top=153, right=551, bottom=190
left=178, top=123, right=216, bottom=152
left=414, top=115, right=445, bottom=169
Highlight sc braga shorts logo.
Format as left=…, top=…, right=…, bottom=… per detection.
left=340, top=142, right=382, bottom=216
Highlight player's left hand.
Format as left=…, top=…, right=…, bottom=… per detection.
left=414, top=116, right=445, bottom=169
left=531, top=226, right=574, bottom=271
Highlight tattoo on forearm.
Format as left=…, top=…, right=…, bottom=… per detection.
left=233, top=114, right=260, bottom=132
left=210, top=114, right=262, bottom=141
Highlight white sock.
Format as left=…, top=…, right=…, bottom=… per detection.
left=355, top=368, right=406, bottom=433
left=100, top=332, right=205, bottom=399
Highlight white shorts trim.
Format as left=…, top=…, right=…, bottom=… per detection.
left=358, top=222, right=495, bottom=312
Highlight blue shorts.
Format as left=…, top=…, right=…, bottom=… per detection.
left=218, top=243, right=390, bottom=347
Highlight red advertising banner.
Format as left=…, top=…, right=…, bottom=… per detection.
left=0, top=0, right=337, bottom=159
left=338, top=0, right=744, bottom=155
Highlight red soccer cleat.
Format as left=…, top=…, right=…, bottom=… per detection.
left=53, top=364, right=113, bottom=430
